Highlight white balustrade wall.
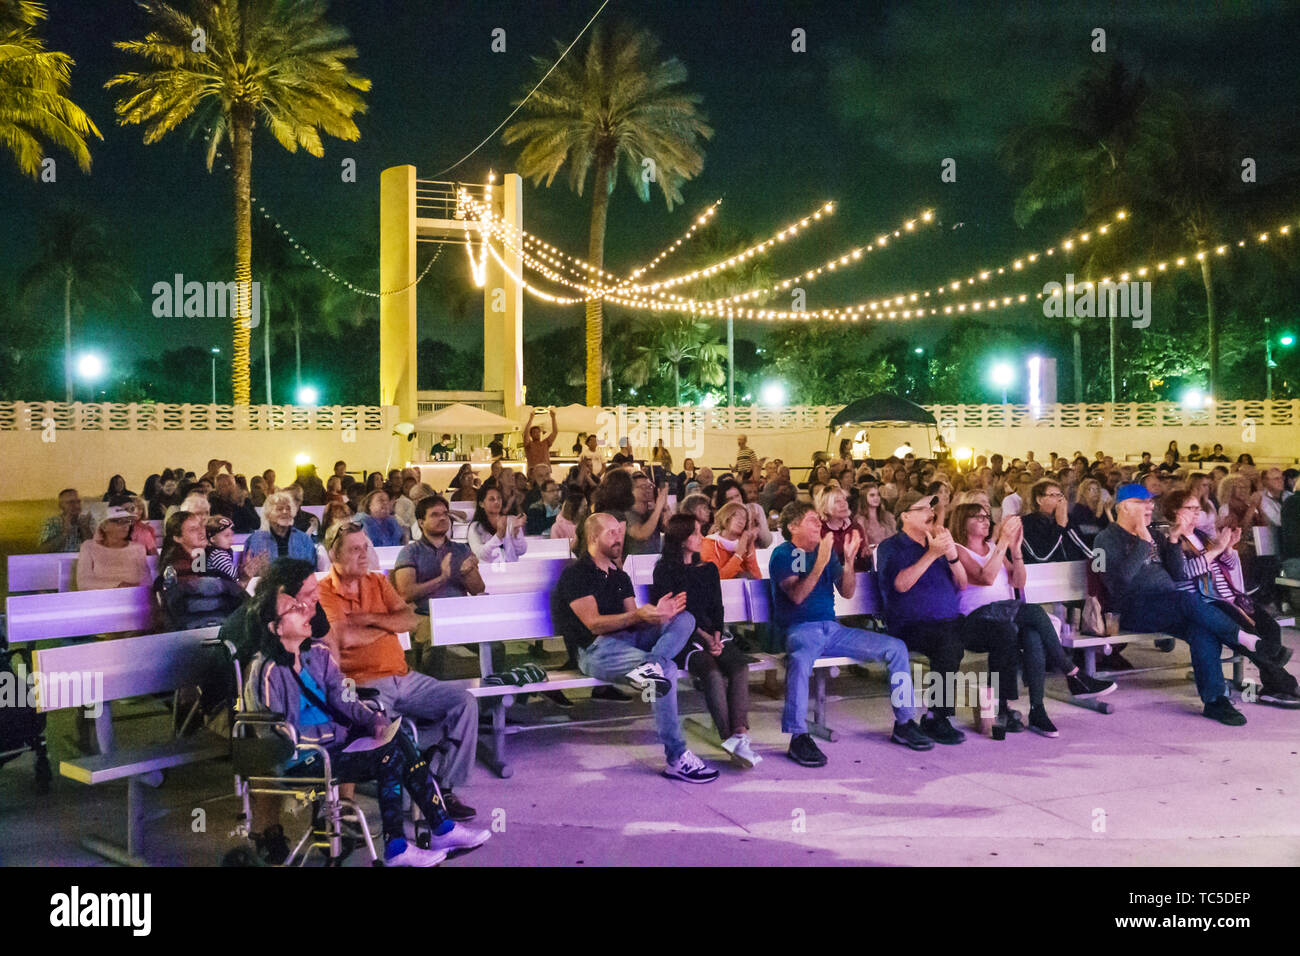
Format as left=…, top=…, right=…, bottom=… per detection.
left=2, top=399, right=1296, bottom=502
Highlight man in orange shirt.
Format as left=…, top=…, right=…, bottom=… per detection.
left=318, top=521, right=483, bottom=827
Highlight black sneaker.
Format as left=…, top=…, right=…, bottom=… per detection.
left=542, top=690, right=574, bottom=708
left=591, top=684, right=633, bottom=702
left=1027, top=707, right=1059, bottom=737
left=254, top=824, right=290, bottom=866
left=1257, top=689, right=1300, bottom=709
left=623, top=663, right=672, bottom=699
left=441, top=790, right=477, bottom=821
left=1154, top=638, right=1175, bottom=652
left=919, top=714, right=966, bottom=745
left=1066, top=673, right=1117, bottom=699
left=890, top=720, right=935, bottom=751
left=1099, top=651, right=1135, bottom=671
left=999, top=707, right=1026, bottom=733
left=787, top=732, right=827, bottom=767
left=1203, top=697, right=1247, bottom=726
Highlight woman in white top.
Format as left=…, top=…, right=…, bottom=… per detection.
left=949, top=502, right=1113, bottom=737
left=468, top=485, right=528, bottom=562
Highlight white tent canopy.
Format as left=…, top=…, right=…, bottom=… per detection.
left=413, top=403, right=521, bottom=434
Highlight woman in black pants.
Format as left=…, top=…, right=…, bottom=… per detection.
left=1162, top=490, right=1300, bottom=708
left=651, top=514, right=761, bottom=768
left=949, top=503, right=1115, bottom=737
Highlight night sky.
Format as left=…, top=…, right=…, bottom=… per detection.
left=5, top=0, right=1300, bottom=376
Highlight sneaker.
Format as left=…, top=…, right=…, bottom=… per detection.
left=999, top=707, right=1025, bottom=733
left=919, top=714, right=966, bottom=745
left=1067, top=672, right=1117, bottom=699
left=542, top=690, right=574, bottom=708
left=591, top=684, right=634, bottom=702
left=441, top=790, right=477, bottom=821
left=384, top=838, right=447, bottom=867
left=254, top=824, right=290, bottom=866
left=1203, top=697, right=1248, bottom=726
left=890, top=720, right=935, bottom=751
left=786, top=733, right=827, bottom=767
left=721, top=733, right=763, bottom=768
left=624, top=662, right=672, bottom=699
left=1257, top=689, right=1300, bottom=709
left=1027, top=707, right=1059, bottom=737
left=663, top=749, right=720, bottom=783
left=428, top=821, right=491, bottom=854
left=1099, top=651, right=1135, bottom=671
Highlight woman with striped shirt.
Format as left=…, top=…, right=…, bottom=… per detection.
left=1163, top=490, right=1300, bottom=708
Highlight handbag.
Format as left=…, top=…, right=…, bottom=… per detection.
left=969, top=599, right=1022, bottom=625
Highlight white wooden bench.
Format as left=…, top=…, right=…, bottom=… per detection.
left=426, top=578, right=766, bottom=777
left=33, top=627, right=227, bottom=865
left=5, top=586, right=156, bottom=645
left=1018, top=561, right=1255, bottom=706
left=1256, top=525, right=1300, bottom=590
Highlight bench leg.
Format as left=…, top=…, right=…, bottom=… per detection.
left=476, top=699, right=513, bottom=779
left=80, top=773, right=151, bottom=867
left=93, top=702, right=116, bottom=755
left=1081, top=647, right=1098, bottom=679
left=808, top=671, right=837, bottom=742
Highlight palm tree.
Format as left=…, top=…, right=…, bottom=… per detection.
left=0, top=0, right=101, bottom=178
left=624, top=315, right=726, bottom=406
left=503, top=23, right=712, bottom=406
left=1129, top=92, right=1247, bottom=398
left=1002, top=61, right=1149, bottom=402
left=20, top=209, right=136, bottom=401
left=107, top=0, right=370, bottom=406
left=675, top=224, right=775, bottom=405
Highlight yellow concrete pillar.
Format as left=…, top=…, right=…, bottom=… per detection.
left=379, top=165, right=418, bottom=423
left=483, top=173, right=525, bottom=420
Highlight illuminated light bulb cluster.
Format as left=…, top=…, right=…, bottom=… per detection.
left=1034, top=218, right=1297, bottom=298
left=668, top=209, right=935, bottom=308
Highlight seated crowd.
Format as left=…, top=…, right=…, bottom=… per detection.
left=21, top=433, right=1300, bottom=862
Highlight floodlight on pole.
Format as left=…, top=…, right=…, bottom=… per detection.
left=989, top=361, right=1014, bottom=404
left=760, top=381, right=787, bottom=407
left=296, top=385, right=319, bottom=406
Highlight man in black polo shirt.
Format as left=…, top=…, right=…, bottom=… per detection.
left=552, top=512, right=719, bottom=783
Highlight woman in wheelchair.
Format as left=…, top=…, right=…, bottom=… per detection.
left=244, top=559, right=490, bottom=866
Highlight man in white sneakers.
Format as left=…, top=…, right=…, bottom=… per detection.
left=552, top=512, right=719, bottom=783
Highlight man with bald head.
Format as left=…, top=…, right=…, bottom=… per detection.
left=551, top=512, right=719, bottom=783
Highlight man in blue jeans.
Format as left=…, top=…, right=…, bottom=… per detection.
left=770, top=501, right=933, bottom=767
left=552, top=512, right=720, bottom=783
left=1093, top=483, right=1246, bottom=725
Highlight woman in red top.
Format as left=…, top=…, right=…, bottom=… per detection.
left=700, top=502, right=761, bottom=579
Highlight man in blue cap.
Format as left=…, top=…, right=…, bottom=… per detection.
left=1093, top=483, right=1246, bottom=725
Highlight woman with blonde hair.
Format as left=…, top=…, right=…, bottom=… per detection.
left=77, top=505, right=150, bottom=590
left=817, top=485, right=869, bottom=569
left=1067, top=477, right=1109, bottom=549
left=700, top=501, right=761, bottom=579
left=1216, top=475, right=1258, bottom=531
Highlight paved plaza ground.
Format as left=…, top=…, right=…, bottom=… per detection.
left=3, top=636, right=1298, bottom=867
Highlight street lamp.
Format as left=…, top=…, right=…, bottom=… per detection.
left=296, top=384, right=319, bottom=406
left=989, top=361, right=1015, bottom=405
left=760, top=381, right=787, bottom=407
left=76, top=353, right=105, bottom=401
left=210, top=347, right=220, bottom=405
left=1265, top=316, right=1295, bottom=401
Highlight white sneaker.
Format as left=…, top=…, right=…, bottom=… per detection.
left=428, top=822, right=491, bottom=854
left=722, top=733, right=762, bottom=768
left=663, top=749, right=720, bottom=783
left=384, top=839, right=447, bottom=867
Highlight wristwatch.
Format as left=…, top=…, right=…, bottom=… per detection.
left=946, top=555, right=960, bottom=564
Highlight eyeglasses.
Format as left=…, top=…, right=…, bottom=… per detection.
left=972, top=513, right=992, bottom=521
left=277, top=598, right=314, bottom=620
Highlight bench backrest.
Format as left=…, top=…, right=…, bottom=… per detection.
left=8, top=553, right=78, bottom=593
left=520, top=537, right=574, bottom=559
left=1020, top=560, right=1088, bottom=604
left=30, top=626, right=220, bottom=711
left=478, top=556, right=571, bottom=594
left=428, top=590, right=555, bottom=645
left=1254, top=525, right=1279, bottom=558
left=5, top=586, right=156, bottom=644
